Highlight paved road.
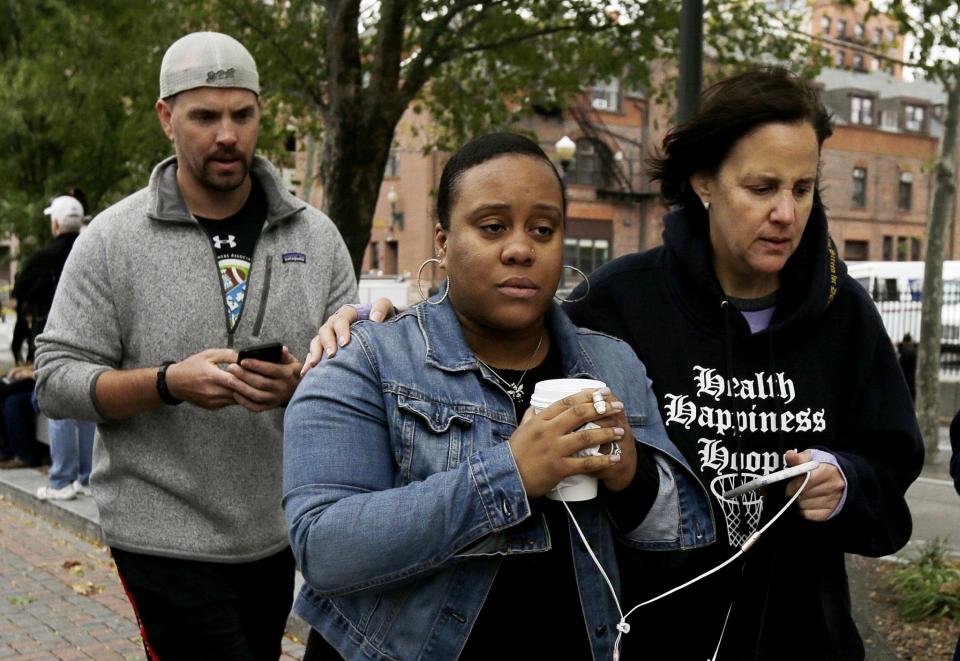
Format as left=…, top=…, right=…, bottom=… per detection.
left=0, top=494, right=305, bottom=660
left=900, top=429, right=959, bottom=558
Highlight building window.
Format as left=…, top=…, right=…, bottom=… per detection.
left=852, top=167, right=867, bottom=207
left=853, top=53, right=865, bottom=70
left=821, top=16, right=831, bottom=33
left=904, top=104, right=925, bottom=132
left=883, top=235, right=893, bottom=260
left=569, top=138, right=609, bottom=187
left=383, top=147, right=400, bottom=178
left=835, top=50, right=845, bottom=67
left=873, top=27, right=882, bottom=45
left=897, top=237, right=909, bottom=261
left=911, top=237, right=922, bottom=260
left=851, top=96, right=873, bottom=124
left=898, top=171, right=913, bottom=210
left=837, top=19, right=847, bottom=38
left=845, top=240, right=869, bottom=261
left=854, top=22, right=865, bottom=40
left=563, top=237, right=609, bottom=287
left=886, top=28, right=896, bottom=45
left=590, top=79, right=621, bottom=112
left=284, top=130, right=297, bottom=153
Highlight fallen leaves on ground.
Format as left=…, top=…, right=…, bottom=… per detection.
left=71, top=580, right=104, bottom=596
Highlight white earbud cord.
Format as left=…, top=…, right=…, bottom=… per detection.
left=559, top=471, right=814, bottom=661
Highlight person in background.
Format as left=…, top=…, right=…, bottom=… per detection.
left=0, top=363, right=46, bottom=469
left=35, top=31, right=356, bottom=658
left=284, top=133, right=713, bottom=661
left=20, top=194, right=95, bottom=501
left=897, top=333, right=917, bottom=402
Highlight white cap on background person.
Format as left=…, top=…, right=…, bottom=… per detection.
left=159, top=31, right=259, bottom=99
left=43, top=196, right=84, bottom=232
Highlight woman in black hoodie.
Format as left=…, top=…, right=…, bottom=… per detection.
left=563, top=68, right=924, bottom=660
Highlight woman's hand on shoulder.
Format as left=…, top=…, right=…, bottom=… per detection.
left=508, top=388, right=629, bottom=499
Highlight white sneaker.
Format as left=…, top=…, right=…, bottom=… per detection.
left=36, top=484, right=77, bottom=501
left=71, top=481, right=91, bottom=496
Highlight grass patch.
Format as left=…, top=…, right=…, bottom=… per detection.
left=884, top=539, right=960, bottom=622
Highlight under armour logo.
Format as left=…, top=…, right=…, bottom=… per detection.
left=212, top=235, right=237, bottom=249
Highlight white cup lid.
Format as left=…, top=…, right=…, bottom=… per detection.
left=531, top=378, right=606, bottom=407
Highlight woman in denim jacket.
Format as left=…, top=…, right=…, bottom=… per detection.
left=283, top=133, right=713, bottom=661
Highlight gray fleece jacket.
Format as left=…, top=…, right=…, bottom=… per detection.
left=35, top=155, right=357, bottom=562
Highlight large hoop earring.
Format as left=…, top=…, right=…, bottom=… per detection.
left=554, top=265, right=589, bottom=304
left=417, top=258, right=449, bottom=305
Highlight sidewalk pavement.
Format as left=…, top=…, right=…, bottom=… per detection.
left=0, top=470, right=306, bottom=659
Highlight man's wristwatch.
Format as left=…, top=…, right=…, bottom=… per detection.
left=156, top=361, right=183, bottom=406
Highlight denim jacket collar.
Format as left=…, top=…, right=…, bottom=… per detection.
left=418, top=286, right=600, bottom=379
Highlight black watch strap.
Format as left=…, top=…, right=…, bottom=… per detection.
left=156, top=361, right=183, bottom=406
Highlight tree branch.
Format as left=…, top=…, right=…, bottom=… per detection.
left=398, top=0, right=506, bottom=102
left=221, top=2, right=328, bottom=111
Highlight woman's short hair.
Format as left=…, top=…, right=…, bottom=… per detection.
left=436, top=132, right=566, bottom=229
left=648, top=67, right=833, bottom=210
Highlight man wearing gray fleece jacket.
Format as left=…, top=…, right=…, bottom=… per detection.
left=35, top=32, right=356, bottom=659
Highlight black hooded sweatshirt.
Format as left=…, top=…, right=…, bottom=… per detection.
left=565, top=205, right=923, bottom=660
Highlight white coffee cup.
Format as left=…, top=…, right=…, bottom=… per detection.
left=530, top=378, right=607, bottom=502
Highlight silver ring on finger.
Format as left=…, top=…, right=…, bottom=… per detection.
left=611, top=441, right=621, bottom=456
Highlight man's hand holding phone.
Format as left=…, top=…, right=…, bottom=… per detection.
left=227, top=342, right=302, bottom=412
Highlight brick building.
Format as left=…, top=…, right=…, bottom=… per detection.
left=816, top=67, right=957, bottom=262
left=808, top=0, right=904, bottom=78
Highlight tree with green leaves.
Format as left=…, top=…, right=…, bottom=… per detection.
left=884, top=0, right=960, bottom=461
left=0, top=1, right=188, bottom=256
left=214, top=0, right=823, bottom=276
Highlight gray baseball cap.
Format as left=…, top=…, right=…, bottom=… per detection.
left=159, top=32, right=259, bottom=99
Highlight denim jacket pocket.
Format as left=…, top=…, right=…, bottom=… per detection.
left=396, top=394, right=475, bottom=481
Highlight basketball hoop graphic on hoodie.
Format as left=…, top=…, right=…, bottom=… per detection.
left=662, top=365, right=826, bottom=547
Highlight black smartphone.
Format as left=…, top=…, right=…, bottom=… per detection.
left=237, top=341, right=284, bottom=364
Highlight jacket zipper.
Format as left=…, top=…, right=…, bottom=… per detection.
left=251, top=255, right=273, bottom=338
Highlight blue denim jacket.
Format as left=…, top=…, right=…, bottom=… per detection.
left=283, top=298, right=714, bottom=661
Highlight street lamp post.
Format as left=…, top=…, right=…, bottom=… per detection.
left=555, top=135, right=577, bottom=181
left=387, top=186, right=404, bottom=231
left=554, top=136, right=577, bottom=289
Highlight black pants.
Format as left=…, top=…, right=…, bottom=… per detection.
left=112, top=546, right=295, bottom=661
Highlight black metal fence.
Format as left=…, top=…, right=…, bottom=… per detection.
left=859, top=276, right=960, bottom=375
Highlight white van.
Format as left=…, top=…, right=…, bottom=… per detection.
left=846, top=261, right=960, bottom=344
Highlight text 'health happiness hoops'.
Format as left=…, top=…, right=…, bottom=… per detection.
left=556, top=457, right=818, bottom=661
